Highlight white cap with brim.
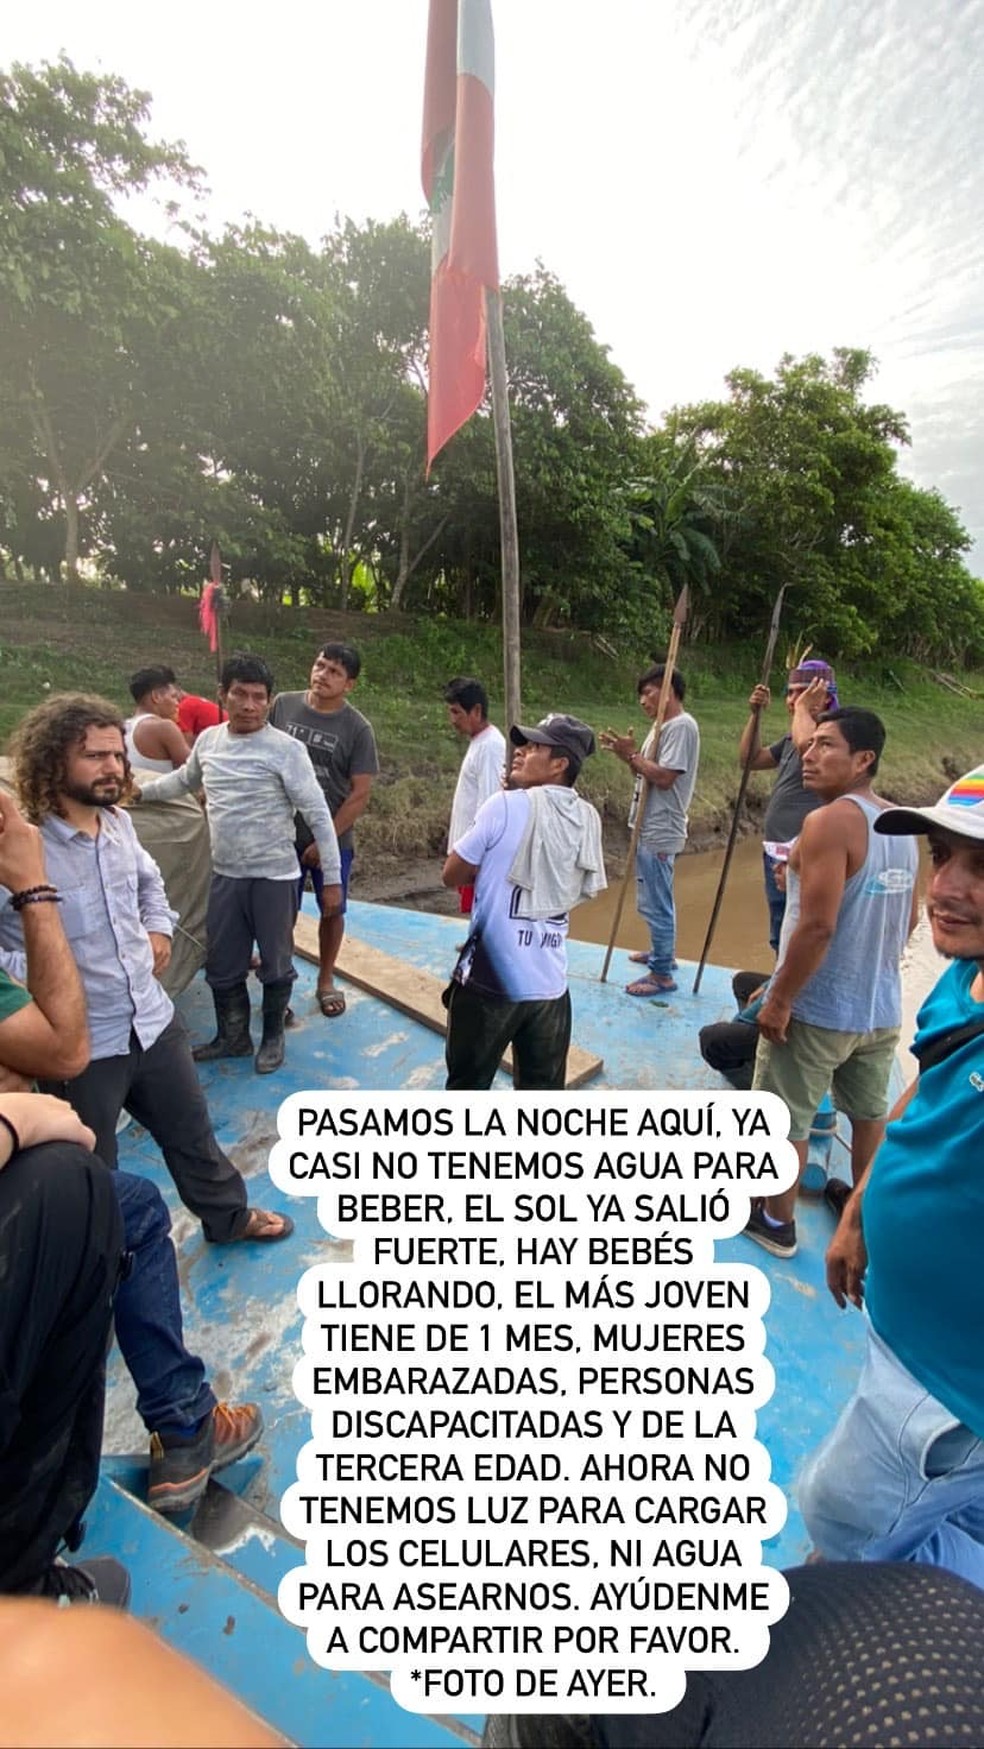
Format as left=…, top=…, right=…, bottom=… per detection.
left=874, top=766, right=984, bottom=841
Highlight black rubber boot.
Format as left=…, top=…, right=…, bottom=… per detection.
left=192, top=984, right=253, bottom=1062
left=255, top=978, right=293, bottom=1075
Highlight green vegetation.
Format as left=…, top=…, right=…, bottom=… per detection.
left=2, top=58, right=984, bottom=669
left=2, top=588, right=980, bottom=880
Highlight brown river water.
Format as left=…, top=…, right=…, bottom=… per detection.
left=570, top=836, right=776, bottom=975
left=569, top=836, right=940, bottom=1077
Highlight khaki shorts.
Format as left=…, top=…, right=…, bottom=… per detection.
left=752, top=1017, right=899, bottom=1140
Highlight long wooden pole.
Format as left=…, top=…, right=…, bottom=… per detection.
left=209, top=541, right=224, bottom=699
left=600, top=586, right=689, bottom=983
left=692, top=583, right=787, bottom=994
left=486, top=287, right=522, bottom=731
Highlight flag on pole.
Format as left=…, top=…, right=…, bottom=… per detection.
left=421, top=0, right=499, bottom=470
left=199, top=541, right=223, bottom=655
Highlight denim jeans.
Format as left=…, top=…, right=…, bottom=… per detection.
left=635, top=847, right=677, bottom=978
left=798, top=1321, right=984, bottom=1587
left=114, top=1171, right=215, bottom=1437
left=763, top=849, right=786, bottom=953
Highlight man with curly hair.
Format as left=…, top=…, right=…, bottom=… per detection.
left=0, top=693, right=291, bottom=1244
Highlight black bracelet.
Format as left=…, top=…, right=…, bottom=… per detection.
left=11, top=888, right=61, bottom=912
left=0, top=1112, right=20, bottom=1157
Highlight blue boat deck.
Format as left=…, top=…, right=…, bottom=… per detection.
left=100, top=899, right=865, bottom=1747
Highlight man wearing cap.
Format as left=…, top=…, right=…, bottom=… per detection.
left=441, top=714, right=605, bottom=1089
left=601, top=664, right=700, bottom=997
left=745, top=707, right=919, bottom=1259
left=740, top=659, right=838, bottom=950
left=799, top=765, right=984, bottom=1585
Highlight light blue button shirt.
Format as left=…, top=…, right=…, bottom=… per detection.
left=0, top=808, right=175, bottom=1059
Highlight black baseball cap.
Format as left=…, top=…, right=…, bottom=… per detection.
left=509, top=714, right=597, bottom=770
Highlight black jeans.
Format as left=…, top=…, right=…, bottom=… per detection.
left=41, top=1016, right=249, bottom=1242
left=445, top=984, right=572, bottom=1090
left=206, top=874, right=298, bottom=987
left=698, top=972, right=769, bottom=1091
left=0, top=1143, right=124, bottom=1593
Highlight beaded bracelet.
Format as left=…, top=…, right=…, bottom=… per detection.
left=10, top=886, right=61, bottom=912
left=0, top=1112, right=20, bottom=1157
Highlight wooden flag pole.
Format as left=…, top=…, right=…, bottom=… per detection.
left=486, top=287, right=522, bottom=731
left=600, top=586, right=689, bottom=983
left=209, top=541, right=224, bottom=700
left=692, top=583, right=787, bottom=994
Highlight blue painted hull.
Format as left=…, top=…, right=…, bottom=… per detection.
left=98, top=900, right=866, bottom=1747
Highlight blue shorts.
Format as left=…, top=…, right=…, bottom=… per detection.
left=298, top=846, right=354, bottom=915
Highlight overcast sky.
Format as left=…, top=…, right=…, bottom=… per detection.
left=9, top=0, right=984, bottom=567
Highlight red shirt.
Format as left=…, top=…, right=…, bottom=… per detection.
left=177, top=695, right=224, bottom=739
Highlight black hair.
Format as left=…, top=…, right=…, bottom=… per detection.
left=318, top=642, right=361, bottom=680
left=549, top=749, right=580, bottom=787
left=220, top=652, right=274, bottom=696
left=637, top=664, right=685, bottom=702
left=129, top=665, right=176, bottom=703
left=444, top=676, right=489, bottom=717
left=817, top=707, right=886, bottom=776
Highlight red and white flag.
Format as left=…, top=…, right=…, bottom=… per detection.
left=421, top=0, right=499, bottom=470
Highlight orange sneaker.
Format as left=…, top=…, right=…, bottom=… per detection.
left=148, top=1402, right=264, bottom=1514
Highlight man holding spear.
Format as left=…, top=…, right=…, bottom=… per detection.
left=601, top=664, right=700, bottom=996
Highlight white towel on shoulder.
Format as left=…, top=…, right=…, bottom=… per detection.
left=507, top=787, right=607, bottom=918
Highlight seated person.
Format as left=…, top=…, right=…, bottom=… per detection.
left=698, top=968, right=771, bottom=1091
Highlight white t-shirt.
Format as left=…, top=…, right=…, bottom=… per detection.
left=453, top=791, right=568, bottom=1000
left=448, top=724, right=507, bottom=850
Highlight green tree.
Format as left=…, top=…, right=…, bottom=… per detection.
left=624, top=427, right=725, bottom=621
left=0, top=57, right=200, bottom=581
left=673, top=349, right=913, bottom=651
left=420, top=268, right=645, bottom=632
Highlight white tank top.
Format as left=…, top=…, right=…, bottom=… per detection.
left=124, top=713, right=175, bottom=774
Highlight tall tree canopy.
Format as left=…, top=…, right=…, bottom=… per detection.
left=670, top=349, right=984, bottom=659
left=1, top=60, right=982, bottom=664
left=0, top=57, right=199, bottom=581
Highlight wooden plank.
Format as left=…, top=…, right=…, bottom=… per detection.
left=294, top=914, right=603, bottom=1089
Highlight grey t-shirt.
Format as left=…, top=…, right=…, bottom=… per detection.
left=269, top=694, right=379, bottom=852
left=763, top=735, right=823, bottom=842
left=635, top=712, right=700, bottom=854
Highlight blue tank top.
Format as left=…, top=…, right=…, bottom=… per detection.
left=778, top=793, right=917, bottom=1032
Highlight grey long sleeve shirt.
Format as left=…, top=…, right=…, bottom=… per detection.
left=140, top=723, right=341, bottom=884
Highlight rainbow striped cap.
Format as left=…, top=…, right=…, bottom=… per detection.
left=875, top=766, right=984, bottom=841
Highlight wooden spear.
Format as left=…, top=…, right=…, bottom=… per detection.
left=692, top=582, right=787, bottom=994
left=600, top=585, right=689, bottom=983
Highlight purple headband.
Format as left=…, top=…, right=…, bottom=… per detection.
left=789, top=660, right=839, bottom=711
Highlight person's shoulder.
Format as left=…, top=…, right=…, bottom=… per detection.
left=271, top=690, right=306, bottom=718
left=344, top=701, right=376, bottom=734
left=803, top=794, right=865, bottom=839
left=263, top=720, right=296, bottom=748
left=476, top=786, right=513, bottom=825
